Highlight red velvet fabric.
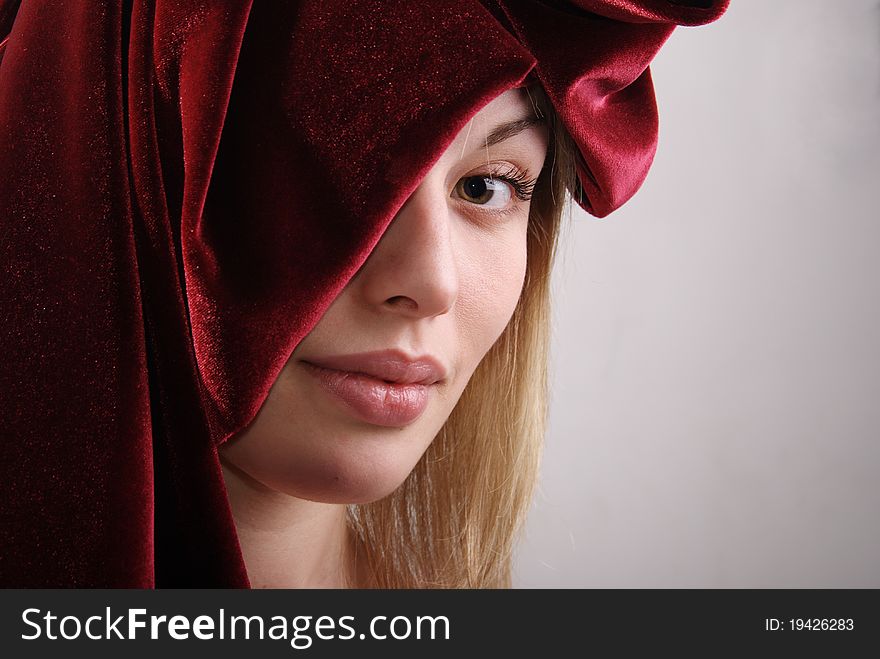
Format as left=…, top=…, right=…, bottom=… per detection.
left=0, top=1, right=727, bottom=587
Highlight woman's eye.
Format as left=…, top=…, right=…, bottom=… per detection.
left=454, top=176, right=513, bottom=209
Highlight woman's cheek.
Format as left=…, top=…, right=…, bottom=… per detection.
left=457, top=224, right=528, bottom=355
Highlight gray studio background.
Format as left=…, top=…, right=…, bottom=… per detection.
left=513, top=0, right=880, bottom=587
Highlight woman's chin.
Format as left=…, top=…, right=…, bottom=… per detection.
left=276, top=469, right=411, bottom=505
left=226, top=445, right=420, bottom=506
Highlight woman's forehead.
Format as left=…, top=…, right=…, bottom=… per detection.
left=474, top=87, right=535, bottom=122
left=452, top=88, right=540, bottom=143
left=443, top=87, right=547, bottom=161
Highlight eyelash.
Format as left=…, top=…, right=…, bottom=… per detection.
left=457, top=163, right=538, bottom=215
left=485, top=163, right=538, bottom=202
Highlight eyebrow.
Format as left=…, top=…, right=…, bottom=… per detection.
left=482, top=115, right=546, bottom=149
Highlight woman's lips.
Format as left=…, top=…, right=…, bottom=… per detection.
left=301, top=361, right=433, bottom=427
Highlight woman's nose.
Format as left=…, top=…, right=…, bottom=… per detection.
left=356, top=176, right=459, bottom=319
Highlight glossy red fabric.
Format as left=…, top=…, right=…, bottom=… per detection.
left=0, top=0, right=727, bottom=586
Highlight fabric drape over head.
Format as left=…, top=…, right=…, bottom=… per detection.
left=0, top=0, right=728, bottom=586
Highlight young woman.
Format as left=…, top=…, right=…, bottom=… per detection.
left=220, top=84, right=578, bottom=588
left=0, top=0, right=728, bottom=587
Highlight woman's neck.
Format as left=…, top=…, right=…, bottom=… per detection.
left=220, top=459, right=352, bottom=588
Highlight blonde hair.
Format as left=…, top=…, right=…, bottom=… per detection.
left=347, top=84, right=580, bottom=587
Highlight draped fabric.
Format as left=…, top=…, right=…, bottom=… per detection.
left=0, top=0, right=727, bottom=587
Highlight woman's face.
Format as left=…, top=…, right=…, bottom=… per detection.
left=220, top=87, right=549, bottom=503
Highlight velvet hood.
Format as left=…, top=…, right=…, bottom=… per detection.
left=0, top=0, right=728, bottom=587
